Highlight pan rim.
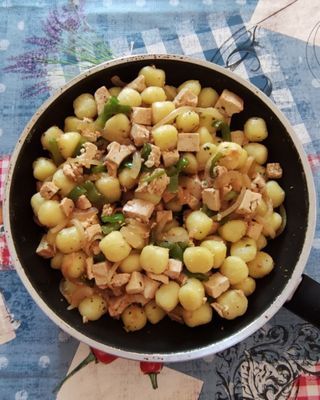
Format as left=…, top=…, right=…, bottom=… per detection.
left=3, top=53, right=317, bottom=362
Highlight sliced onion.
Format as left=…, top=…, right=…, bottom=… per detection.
left=240, top=156, right=255, bottom=174
left=254, top=215, right=276, bottom=239
left=129, top=151, right=142, bottom=179
left=152, top=106, right=194, bottom=129
left=71, top=218, right=86, bottom=248
left=213, top=187, right=246, bottom=221
left=276, top=204, right=287, bottom=237
left=70, top=285, right=95, bottom=307
left=242, top=174, right=252, bottom=188
left=120, top=225, right=144, bottom=248
left=49, top=220, right=68, bottom=234
left=72, top=207, right=98, bottom=222
left=162, top=228, right=189, bottom=243
left=107, top=262, right=120, bottom=283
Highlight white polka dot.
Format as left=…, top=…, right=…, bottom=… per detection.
left=0, top=128, right=3, bottom=137
left=203, top=0, right=213, bottom=4
left=0, top=83, right=6, bottom=93
left=236, top=0, right=246, bottom=4
left=17, top=21, right=24, bottom=31
left=312, top=238, right=320, bottom=249
left=311, top=78, right=320, bottom=88
left=298, top=56, right=303, bottom=64
left=202, top=354, right=215, bottom=363
left=15, top=391, right=28, bottom=400
left=136, top=0, right=145, bottom=6
left=38, top=355, right=50, bottom=368
left=0, top=356, right=8, bottom=369
left=169, top=0, right=179, bottom=5
left=0, top=39, right=10, bottom=50
left=58, top=330, right=70, bottom=342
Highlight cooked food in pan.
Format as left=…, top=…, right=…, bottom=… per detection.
left=31, top=65, right=286, bottom=331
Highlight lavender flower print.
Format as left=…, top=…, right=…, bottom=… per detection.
left=3, top=3, right=113, bottom=98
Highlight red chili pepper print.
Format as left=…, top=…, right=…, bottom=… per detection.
left=53, top=347, right=117, bottom=393
left=140, top=361, right=164, bottom=389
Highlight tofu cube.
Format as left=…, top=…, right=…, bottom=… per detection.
left=131, top=107, right=152, bottom=125
left=94, top=86, right=111, bottom=115
left=202, top=188, right=221, bottom=211
left=203, top=272, right=230, bottom=298
left=164, top=259, right=183, bottom=279
left=266, top=163, right=283, bottom=179
left=162, top=149, right=180, bottom=167
left=123, top=199, right=155, bottom=222
left=237, top=190, right=262, bottom=215
left=214, top=89, right=244, bottom=117
left=130, top=123, right=150, bottom=146
left=173, top=88, right=198, bottom=107
left=126, top=271, right=145, bottom=294
left=177, top=132, right=200, bottom=152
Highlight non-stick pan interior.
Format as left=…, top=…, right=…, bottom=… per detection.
left=8, top=57, right=309, bottom=356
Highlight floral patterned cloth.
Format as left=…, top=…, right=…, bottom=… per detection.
left=0, top=1, right=320, bottom=399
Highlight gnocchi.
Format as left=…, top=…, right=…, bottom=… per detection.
left=33, top=66, right=285, bottom=332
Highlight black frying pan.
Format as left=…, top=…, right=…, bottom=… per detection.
left=3, top=55, right=318, bottom=362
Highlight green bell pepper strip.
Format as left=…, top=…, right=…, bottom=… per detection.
left=156, top=241, right=188, bottom=262
left=212, top=120, right=231, bottom=141
left=82, top=181, right=106, bottom=207
left=91, top=164, right=107, bottom=174
left=101, top=222, right=122, bottom=235
left=122, top=160, right=133, bottom=169
left=212, top=119, right=231, bottom=142
left=141, top=169, right=165, bottom=184
left=67, top=185, right=87, bottom=201
left=166, top=157, right=189, bottom=193
left=141, top=143, right=152, bottom=161
left=167, top=174, right=179, bottom=193
left=101, top=213, right=125, bottom=224
left=47, top=138, right=64, bottom=165
left=95, top=96, right=132, bottom=129
left=209, top=151, right=223, bottom=178
left=201, top=204, right=215, bottom=217
left=67, top=181, right=106, bottom=207
left=184, top=270, right=209, bottom=281
left=72, top=137, right=87, bottom=157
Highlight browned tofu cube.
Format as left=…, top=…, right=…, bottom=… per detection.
left=237, top=190, right=262, bottom=215
left=164, top=259, right=183, bottom=279
left=123, top=199, right=155, bottom=222
left=130, top=123, right=150, bottom=146
left=131, top=107, right=152, bottom=125
left=177, top=132, right=200, bottom=152
left=126, top=271, right=145, bottom=294
left=94, top=86, right=111, bottom=114
left=202, top=188, right=221, bottom=211
left=203, top=272, right=230, bottom=298
left=162, top=149, right=180, bottom=167
left=214, top=89, right=244, bottom=117
left=266, top=163, right=283, bottom=179
left=173, top=88, right=198, bottom=107
left=126, top=75, right=146, bottom=92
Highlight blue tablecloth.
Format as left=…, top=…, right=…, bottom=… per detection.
left=1, top=1, right=320, bottom=399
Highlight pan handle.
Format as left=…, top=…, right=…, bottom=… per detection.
left=284, top=274, right=320, bottom=328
